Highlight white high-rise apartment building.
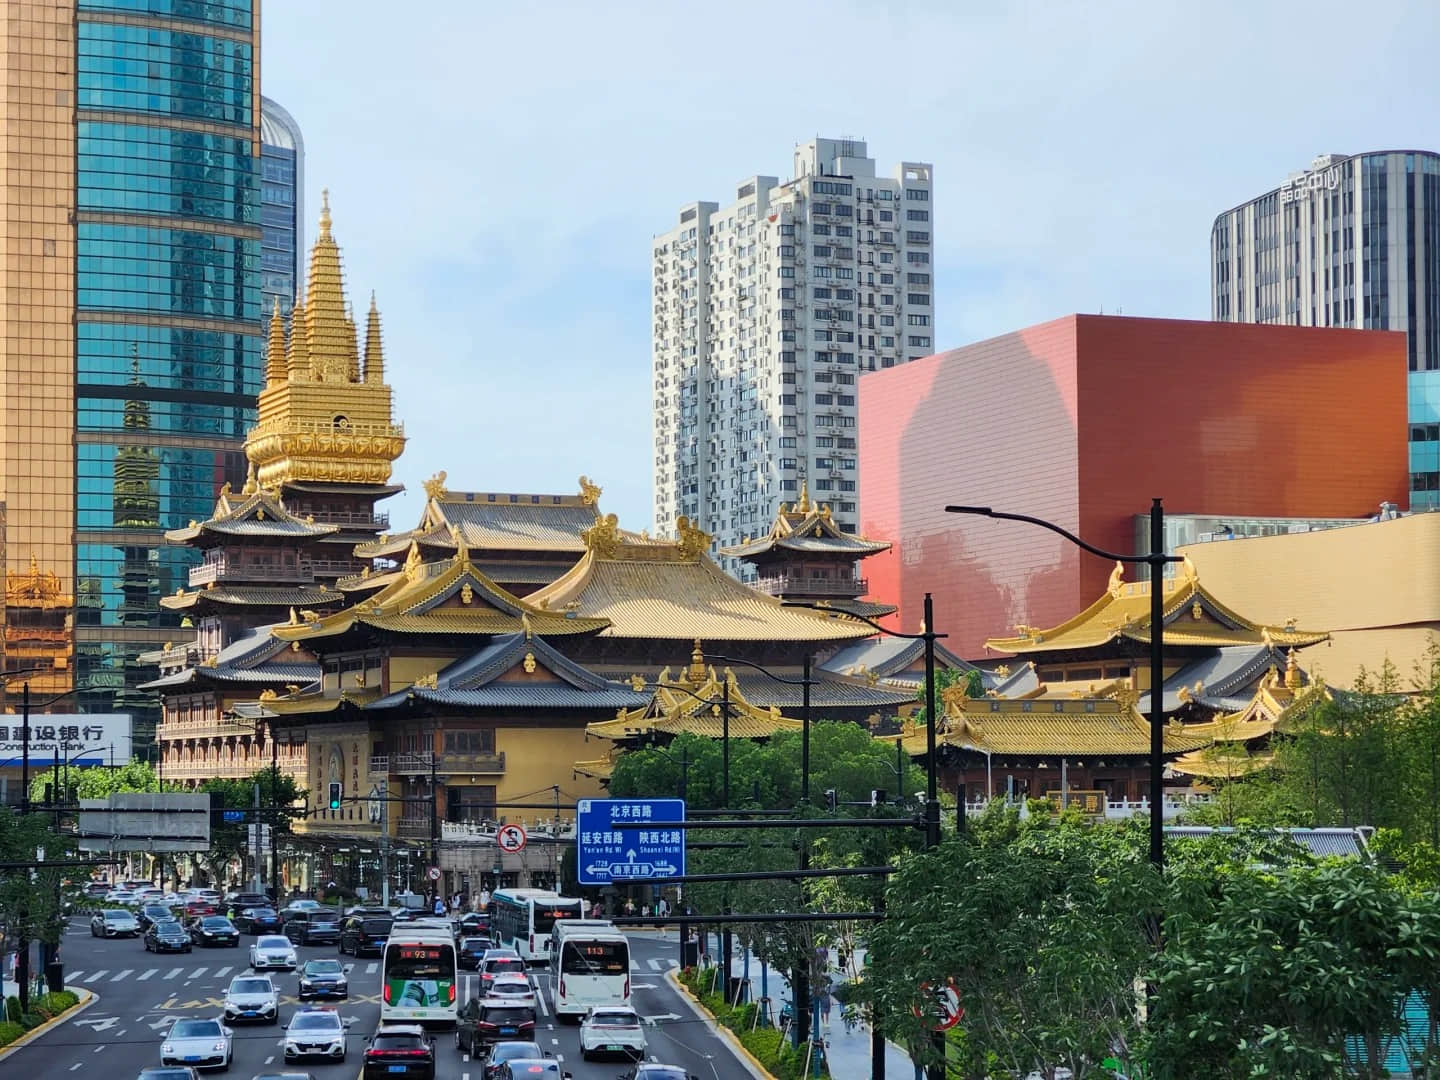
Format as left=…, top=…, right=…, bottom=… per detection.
left=651, top=138, right=934, bottom=573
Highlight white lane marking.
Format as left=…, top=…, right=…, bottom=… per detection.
left=551, top=1037, right=560, bottom=1045
left=93, top=1046, right=104, bottom=1054
left=366, top=962, right=377, bottom=974
left=113, top=969, right=134, bottom=981
left=212, top=966, right=231, bottom=978
left=83, top=970, right=108, bottom=982
left=165, top=967, right=184, bottom=979
left=534, top=986, right=548, bottom=1016
left=68, top=971, right=84, bottom=981
left=264, top=1057, right=273, bottom=1065
left=187, top=967, right=207, bottom=979
left=137, top=968, right=156, bottom=981
left=647, top=958, right=662, bottom=971
left=70, top=1063, right=82, bottom=1071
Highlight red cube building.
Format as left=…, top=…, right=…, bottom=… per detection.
left=857, top=314, right=1409, bottom=657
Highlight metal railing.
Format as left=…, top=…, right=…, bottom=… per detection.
left=752, top=574, right=867, bottom=597
left=304, top=510, right=390, bottom=528
left=189, top=559, right=314, bottom=587
left=384, top=751, right=506, bottom=775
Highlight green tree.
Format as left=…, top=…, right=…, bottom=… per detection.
left=910, top=667, right=983, bottom=729
left=191, top=768, right=306, bottom=886
left=0, top=807, right=78, bottom=1004
left=30, top=758, right=166, bottom=805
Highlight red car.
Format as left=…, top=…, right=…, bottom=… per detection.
left=185, top=899, right=216, bottom=918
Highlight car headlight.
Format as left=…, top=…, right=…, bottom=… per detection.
left=299, top=979, right=312, bottom=989
left=162, top=1045, right=174, bottom=1055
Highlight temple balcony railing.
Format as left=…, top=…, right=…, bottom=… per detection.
left=752, top=574, right=867, bottom=597
left=304, top=509, right=390, bottom=528
left=189, top=557, right=314, bottom=587
left=385, top=751, right=506, bottom=777
left=311, top=557, right=362, bottom=576
left=396, top=818, right=432, bottom=839
left=157, top=644, right=217, bottom=669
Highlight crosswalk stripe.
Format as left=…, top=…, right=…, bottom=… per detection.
left=212, top=966, right=232, bottom=979
left=67, top=970, right=84, bottom=982
left=83, top=970, right=107, bottom=982
left=165, top=968, right=184, bottom=980
left=137, top=969, right=156, bottom=981
left=366, top=963, right=377, bottom=975
left=113, top=969, right=133, bottom=981
left=646, top=958, right=662, bottom=971
left=188, top=967, right=207, bottom=979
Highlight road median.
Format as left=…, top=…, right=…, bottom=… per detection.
left=670, top=966, right=827, bottom=1080
left=0, top=986, right=97, bottom=1061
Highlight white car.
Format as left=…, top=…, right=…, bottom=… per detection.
left=487, top=973, right=537, bottom=1009
left=223, top=974, right=279, bottom=1024
left=578, top=1006, right=647, bottom=1061
left=282, top=1007, right=347, bottom=1063
left=249, top=934, right=297, bottom=971
left=160, top=1017, right=233, bottom=1071
left=105, top=888, right=137, bottom=904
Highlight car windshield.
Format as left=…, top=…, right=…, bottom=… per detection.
left=201, top=917, right=231, bottom=927
left=591, top=1010, right=638, bottom=1025
left=140, top=1069, right=198, bottom=1080
left=143, top=905, right=170, bottom=914
left=360, top=919, right=392, bottom=933
left=172, top=1020, right=222, bottom=1038
left=290, top=1013, right=340, bottom=1031
left=257, top=936, right=290, bottom=949
left=638, top=1069, right=688, bottom=1080
left=311, top=913, right=340, bottom=925
left=248, top=908, right=277, bottom=917
left=480, top=1006, right=532, bottom=1024
left=306, top=960, right=342, bottom=974
left=104, top=910, right=131, bottom=919
left=370, top=1034, right=425, bottom=1050
left=506, top=1065, right=559, bottom=1077
left=491, top=1042, right=542, bottom=1060
left=231, top=978, right=271, bottom=994
left=486, top=958, right=526, bottom=974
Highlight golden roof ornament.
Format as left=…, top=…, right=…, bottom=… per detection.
left=460, top=582, right=474, bottom=605
left=413, top=672, right=438, bottom=690
left=522, top=611, right=533, bottom=640
left=364, top=291, right=385, bottom=385
left=995, top=665, right=1010, bottom=677
left=219, top=480, right=232, bottom=497
left=1107, top=561, right=1125, bottom=598
left=258, top=689, right=278, bottom=701
left=1261, top=626, right=1274, bottom=649
left=1285, top=648, right=1301, bottom=689
left=578, top=475, right=603, bottom=506
left=423, top=471, right=449, bottom=501
left=674, top=515, right=712, bottom=559
left=1285, top=616, right=1298, bottom=631
left=1182, top=554, right=1198, bottom=586
left=523, top=651, right=537, bottom=674
left=361, top=565, right=371, bottom=579
left=796, top=480, right=811, bottom=514
left=688, top=639, right=707, bottom=684
left=629, top=673, right=646, bottom=692
left=403, top=540, right=423, bottom=581
left=242, top=461, right=258, bottom=495
left=1177, top=685, right=1192, bottom=704
left=1192, top=599, right=1204, bottom=620
left=582, top=513, right=621, bottom=558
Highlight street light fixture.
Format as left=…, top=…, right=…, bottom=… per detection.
left=944, top=498, right=1181, bottom=869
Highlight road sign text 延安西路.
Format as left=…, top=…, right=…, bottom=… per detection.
left=576, top=797, right=685, bottom=886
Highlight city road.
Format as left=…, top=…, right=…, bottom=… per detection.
left=10, top=919, right=745, bottom=1080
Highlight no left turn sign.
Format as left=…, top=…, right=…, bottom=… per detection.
left=497, top=823, right=528, bottom=853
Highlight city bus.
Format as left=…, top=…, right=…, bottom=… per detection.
left=492, top=888, right=585, bottom=963
left=549, top=922, right=630, bottom=1020
left=380, top=929, right=459, bottom=1027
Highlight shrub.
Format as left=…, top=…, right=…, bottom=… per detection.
left=0, top=1020, right=25, bottom=1047
left=19, top=1011, right=41, bottom=1029
left=3, top=996, right=19, bottom=1024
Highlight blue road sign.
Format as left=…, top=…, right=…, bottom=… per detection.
left=222, top=809, right=246, bottom=824
left=577, top=797, right=685, bottom=886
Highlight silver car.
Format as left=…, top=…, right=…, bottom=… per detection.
left=91, top=908, right=140, bottom=937
left=282, top=1007, right=347, bottom=1063
left=222, top=974, right=279, bottom=1024
left=160, top=1017, right=233, bottom=1071
left=248, top=934, right=297, bottom=971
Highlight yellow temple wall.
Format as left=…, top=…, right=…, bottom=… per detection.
left=1180, top=513, right=1440, bottom=688
left=497, top=724, right=606, bottom=808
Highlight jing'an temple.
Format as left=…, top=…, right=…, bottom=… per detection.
left=143, top=198, right=1338, bottom=893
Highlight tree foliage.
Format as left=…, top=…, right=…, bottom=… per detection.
left=0, top=809, right=77, bottom=953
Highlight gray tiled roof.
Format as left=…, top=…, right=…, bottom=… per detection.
left=1165, top=826, right=1370, bottom=859
left=1139, top=645, right=1284, bottom=712
left=820, top=637, right=979, bottom=681
left=731, top=672, right=916, bottom=710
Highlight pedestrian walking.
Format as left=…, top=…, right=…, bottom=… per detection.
left=820, top=988, right=833, bottom=1029
left=625, top=897, right=636, bottom=917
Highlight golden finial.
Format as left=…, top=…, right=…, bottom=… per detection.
left=675, top=515, right=712, bottom=559
left=364, top=291, right=384, bottom=385
left=242, top=461, right=258, bottom=495
left=286, top=291, right=309, bottom=377
left=1182, top=554, right=1198, bottom=586
left=688, top=639, right=706, bottom=684
left=629, top=673, right=647, bottom=692
left=797, top=480, right=811, bottom=513
left=582, top=513, right=621, bottom=558
left=995, top=664, right=1010, bottom=677
left=404, top=540, right=423, bottom=581
left=256, top=507, right=265, bottom=521
left=219, top=480, right=232, bottom=497
left=1107, top=561, right=1125, bottom=598
left=578, top=475, right=603, bottom=506
left=319, top=188, right=332, bottom=237
left=423, top=471, right=449, bottom=500
left=1284, top=648, right=1300, bottom=689
left=265, top=297, right=287, bottom=386
left=288, top=606, right=299, bottom=626
left=521, top=611, right=533, bottom=640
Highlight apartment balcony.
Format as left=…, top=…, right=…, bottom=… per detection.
left=189, top=557, right=313, bottom=588
left=753, top=574, right=866, bottom=598
left=384, top=751, right=506, bottom=777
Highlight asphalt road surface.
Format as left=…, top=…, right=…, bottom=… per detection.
left=13, top=919, right=745, bottom=1080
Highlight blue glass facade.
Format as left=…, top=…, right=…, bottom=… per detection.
left=73, top=0, right=262, bottom=734
left=260, top=97, right=303, bottom=315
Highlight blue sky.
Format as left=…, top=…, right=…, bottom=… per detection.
left=262, top=0, right=1440, bottom=532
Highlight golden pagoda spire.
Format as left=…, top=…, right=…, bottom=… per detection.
left=1284, top=647, right=1301, bottom=689
left=796, top=480, right=811, bottom=513
left=287, top=291, right=309, bottom=378
left=265, top=298, right=287, bottom=387
left=345, top=303, right=361, bottom=382
left=303, top=189, right=360, bottom=383
left=364, top=291, right=385, bottom=384
left=687, top=639, right=707, bottom=684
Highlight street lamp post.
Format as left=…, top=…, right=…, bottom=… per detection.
left=945, top=499, right=1181, bottom=869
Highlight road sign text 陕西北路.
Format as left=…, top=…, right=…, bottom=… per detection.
left=576, top=797, right=685, bottom=886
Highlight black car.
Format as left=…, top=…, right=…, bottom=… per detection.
left=458, top=999, right=536, bottom=1053
left=137, top=903, right=176, bottom=931
left=339, top=915, right=392, bottom=957
left=145, top=918, right=193, bottom=953
left=455, top=912, right=490, bottom=940
left=284, top=910, right=342, bottom=946
left=495, top=1062, right=568, bottom=1080
left=458, top=936, right=493, bottom=970
left=362, top=1025, right=434, bottom=1080
left=297, top=958, right=348, bottom=1000
left=619, top=1067, right=697, bottom=1080
left=235, top=907, right=283, bottom=934
left=226, top=891, right=270, bottom=910
left=479, top=1042, right=544, bottom=1080
left=189, top=915, right=240, bottom=947
left=136, top=1068, right=202, bottom=1080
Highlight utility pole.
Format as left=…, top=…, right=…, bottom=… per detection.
left=270, top=726, right=280, bottom=902
left=429, top=738, right=438, bottom=906
left=380, top=780, right=390, bottom=907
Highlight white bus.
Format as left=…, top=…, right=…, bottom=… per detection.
left=492, top=888, right=585, bottom=963
left=380, top=930, right=459, bottom=1027
left=549, top=923, right=630, bottom=1020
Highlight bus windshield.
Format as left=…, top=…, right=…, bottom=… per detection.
left=534, top=900, right=583, bottom=933
left=561, top=939, right=627, bottom=975
left=385, top=943, right=453, bottom=980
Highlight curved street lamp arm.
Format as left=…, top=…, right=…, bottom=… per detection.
left=704, top=654, right=808, bottom=686
left=779, top=600, right=933, bottom=640
left=944, top=505, right=1182, bottom=565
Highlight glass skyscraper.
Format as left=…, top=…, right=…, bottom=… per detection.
left=1211, top=151, right=1440, bottom=509
left=260, top=96, right=304, bottom=316
left=0, top=1, right=264, bottom=751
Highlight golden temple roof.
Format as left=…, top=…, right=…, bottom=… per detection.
left=355, top=476, right=609, bottom=560
left=1168, top=749, right=1277, bottom=779
left=984, top=559, right=1330, bottom=655
left=245, top=191, right=406, bottom=489
left=585, top=647, right=804, bottom=741
left=6, top=554, right=72, bottom=608
left=892, top=688, right=1211, bottom=758
left=526, top=515, right=875, bottom=644
left=1181, top=652, right=1332, bottom=742
left=165, top=486, right=340, bottom=544
left=718, top=483, right=892, bottom=559
left=270, top=542, right=609, bottom=642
